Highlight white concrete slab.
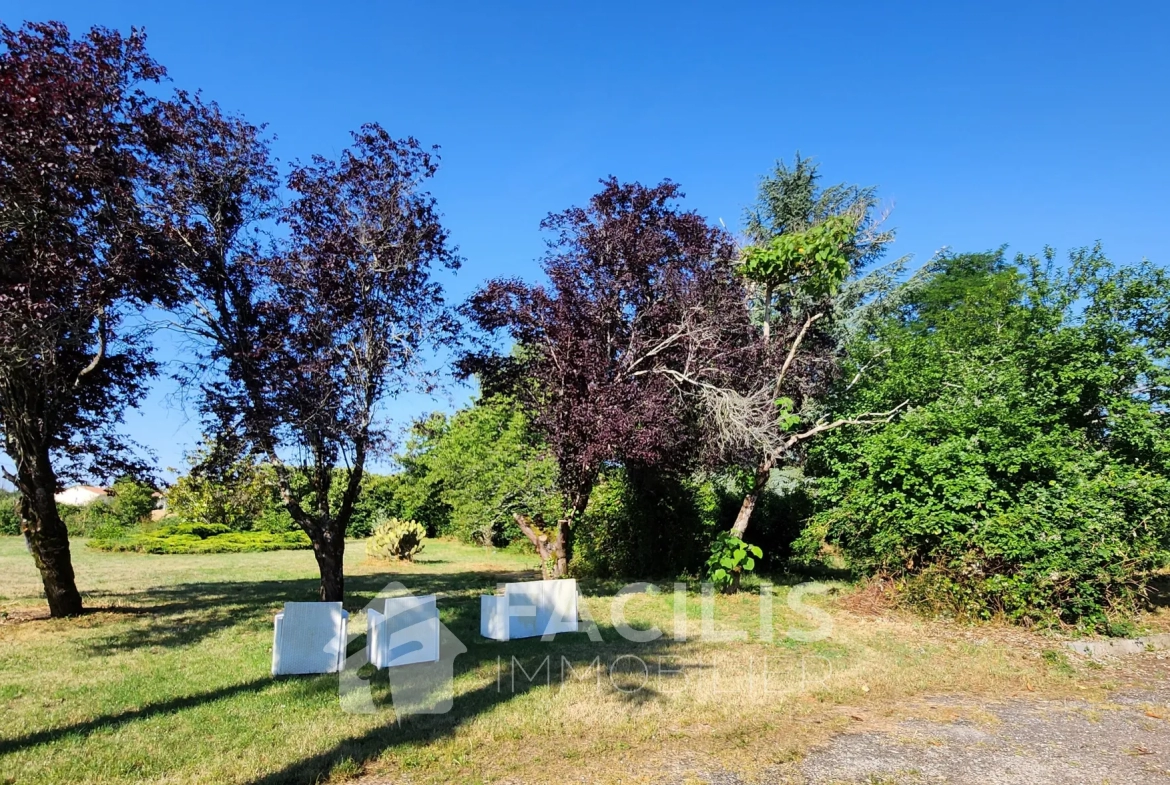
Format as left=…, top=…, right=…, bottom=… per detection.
left=272, top=602, right=348, bottom=675
left=368, top=594, right=440, bottom=668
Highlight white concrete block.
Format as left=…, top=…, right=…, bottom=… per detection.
left=368, top=594, right=440, bottom=668
left=272, top=602, right=348, bottom=676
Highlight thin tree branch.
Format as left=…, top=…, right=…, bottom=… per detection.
left=779, top=400, right=910, bottom=451
left=74, top=308, right=106, bottom=386
left=774, top=311, right=824, bottom=395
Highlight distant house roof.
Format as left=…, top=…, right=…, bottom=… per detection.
left=53, top=485, right=111, bottom=505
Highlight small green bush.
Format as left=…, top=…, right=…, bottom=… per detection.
left=59, top=502, right=111, bottom=536
left=367, top=515, right=426, bottom=561
left=89, top=522, right=310, bottom=554
left=0, top=492, right=20, bottom=536
left=705, top=532, right=762, bottom=593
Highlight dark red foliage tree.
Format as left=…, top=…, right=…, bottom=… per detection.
left=0, top=22, right=173, bottom=616
left=464, top=178, right=749, bottom=575
left=154, top=107, right=460, bottom=601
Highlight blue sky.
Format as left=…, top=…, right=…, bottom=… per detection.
left=4, top=0, right=1168, bottom=480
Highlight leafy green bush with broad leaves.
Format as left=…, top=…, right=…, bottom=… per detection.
left=705, top=532, right=763, bottom=593
left=801, top=248, right=1170, bottom=631
left=366, top=514, right=426, bottom=561
left=89, top=522, right=310, bottom=554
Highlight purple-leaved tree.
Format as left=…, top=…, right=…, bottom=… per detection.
left=153, top=106, right=460, bottom=601
left=463, top=178, right=750, bottom=575
left=0, top=22, right=174, bottom=616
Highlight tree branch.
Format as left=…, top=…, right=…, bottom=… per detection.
left=846, top=347, right=890, bottom=391
left=514, top=513, right=554, bottom=579
left=74, top=308, right=106, bottom=386
left=774, top=311, right=824, bottom=396
left=779, top=400, right=910, bottom=451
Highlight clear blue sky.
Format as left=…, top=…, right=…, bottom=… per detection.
left=4, top=0, right=1168, bottom=481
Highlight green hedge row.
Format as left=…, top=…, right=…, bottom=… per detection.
left=88, top=522, right=310, bottom=554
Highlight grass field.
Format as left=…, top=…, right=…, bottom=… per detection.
left=0, top=536, right=1121, bottom=784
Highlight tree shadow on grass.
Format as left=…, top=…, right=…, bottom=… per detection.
left=76, top=568, right=524, bottom=656
left=8, top=559, right=744, bottom=783
left=243, top=629, right=710, bottom=785
left=0, top=677, right=275, bottom=756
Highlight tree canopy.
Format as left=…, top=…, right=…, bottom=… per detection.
left=801, top=248, right=1170, bottom=629
left=0, top=22, right=175, bottom=616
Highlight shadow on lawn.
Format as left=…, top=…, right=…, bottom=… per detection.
left=0, top=677, right=274, bottom=756
left=243, top=631, right=706, bottom=785
left=77, top=566, right=528, bottom=656
left=5, top=560, right=731, bottom=783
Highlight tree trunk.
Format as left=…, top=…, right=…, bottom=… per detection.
left=552, top=518, right=570, bottom=578
left=310, top=523, right=346, bottom=602
left=730, top=455, right=775, bottom=539
left=17, top=449, right=83, bottom=617
left=514, top=513, right=571, bottom=579
left=515, top=482, right=590, bottom=579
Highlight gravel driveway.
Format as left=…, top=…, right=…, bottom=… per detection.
left=667, top=656, right=1170, bottom=784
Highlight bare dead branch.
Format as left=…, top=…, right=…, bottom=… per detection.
left=779, top=400, right=910, bottom=451
left=774, top=311, right=824, bottom=395
left=74, top=308, right=106, bottom=386
left=846, top=347, right=890, bottom=390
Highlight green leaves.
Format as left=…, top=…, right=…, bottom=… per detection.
left=802, top=249, right=1170, bottom=631
left=705, top=531, right=764, bottom=593
left=396, top=395, right=565, bottom=543
left=738, top=214, right=858, bottom=299
left=774, top=396, right=802, bottom=432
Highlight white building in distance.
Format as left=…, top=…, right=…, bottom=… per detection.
left=54, top=485, right=110, bottom=506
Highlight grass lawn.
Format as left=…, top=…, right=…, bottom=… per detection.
left=0, top=536, right=1117, bottom=784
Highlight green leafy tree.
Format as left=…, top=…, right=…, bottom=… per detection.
left=168, top=441, right=291, bottom=532
left=395, top=396, right=563, bottom=545
left=691, top=156, right=900, bottom=538
left=802, top=248, right=1170, bottom=629
left=108, top=476, right=156, bottom=529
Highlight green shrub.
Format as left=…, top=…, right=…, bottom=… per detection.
left=569, top=466, right=803, bottom=580
left=334, top=472, right=404, bottom=538
left=167, top=440, right=311, bottom=533
left=58, top=501, right=115, bottom=536
left=571, top=468, right=719, bottom=579
left=705, top=532, right=762, bottom=593
left=252, top=506, right=297, bottom=534
left=89, top=522, right=310, bottom=554
left=802, top=249, right=1170, bottom=631
left=109, top=476, right=157, bottom=528
left=0, top=492, right=20, bottom=535
left=367, top=515, right=426, bottom=561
